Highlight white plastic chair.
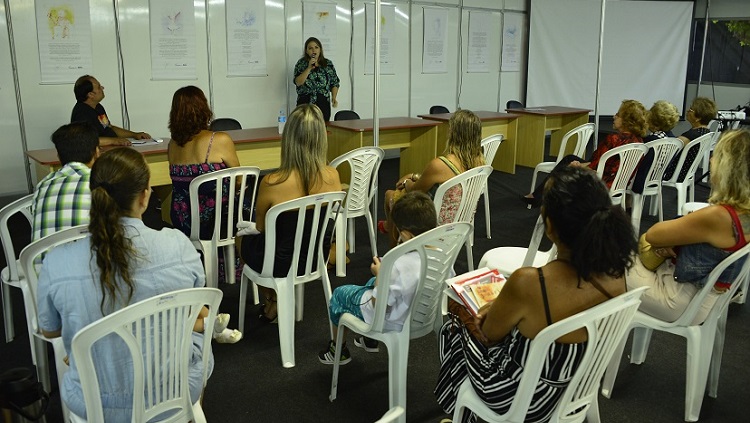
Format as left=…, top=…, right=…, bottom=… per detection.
left=330, top=147, right=384, bottom=277
left=237, top=191, right=345, bottom=368
left=631, top=138, right=683, bottom=232
left=528, top=123, right=596, bottom=197
left=595, top=143, right=648, bottom=208
left=656, top=132, right=714, bottom=221
left=68, top=288, right=222, bottom=423
left=478, top=214, right=557, bottom=276
left=329, top=222, right=472, bottom=423
left=480, top=134, right=504, bottom=239
left=0, top=193, right=33, bottom=343
left=433, top=165, right=493, bottom=271
left=452, top=287, right=648, bottom=423
left=699, top=120, right=721, bottom=182
left=18, top=225, right=89, bottom=419
left=188, top=166, right=260, bottom=288
left=601, top=242, right=750, bottom=422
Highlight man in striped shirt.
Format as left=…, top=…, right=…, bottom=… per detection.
left=32, top=122, right=100, bottom=241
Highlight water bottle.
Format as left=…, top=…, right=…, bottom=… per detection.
left=278, top=109, right=286, bottom=134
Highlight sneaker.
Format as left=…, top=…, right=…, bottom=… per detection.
left=353, top=336, right=379, bottom=353
left=318, top=340, right=351, bottom=365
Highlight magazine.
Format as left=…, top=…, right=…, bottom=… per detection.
left=445, top=267, right=507, bottom=316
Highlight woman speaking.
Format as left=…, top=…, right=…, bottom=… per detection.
left=293, top=37, right=340, bottom=121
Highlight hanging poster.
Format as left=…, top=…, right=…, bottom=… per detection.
left=149, top=0, right=197, bottom=80
left=364, top=3, right=395, bottom=75
left=467, top=11, right=490, bottom=73
left=422, top=7, right=448, bottom=74
left=36, top=0, right=93, bottom=84
left=502, top=12, right=522, bottom=72
left=303, top=2, right=337, bottom=62
left=226, top=0, right=268, bottom=76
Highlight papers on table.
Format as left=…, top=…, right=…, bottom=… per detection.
left=128, top=138, right=164, bottom=145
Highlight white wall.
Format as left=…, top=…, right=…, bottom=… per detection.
left=0, top=0, right=527, bottom=197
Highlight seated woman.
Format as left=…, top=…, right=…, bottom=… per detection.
left=381, top=109, right=484, bottom=244
left=37, top=148, right=223, bottom=421
left=632, top=100, right=681, bottom=194
left=524, top=99, right=647, bottom=207
left=628, top=129, right=750, bottom=324
left=168, top=85, right=241, bottom=285
left=661, top=96, right=717, bottom=182
left=236, top=104, right=341, bottom=323
left=436, top=165, right=637, bottom=423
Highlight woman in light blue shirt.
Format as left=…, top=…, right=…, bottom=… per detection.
left=37, top=148, right=213, bottom=421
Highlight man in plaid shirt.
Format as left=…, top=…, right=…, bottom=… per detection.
left=32, top=122, right=100, bottom=241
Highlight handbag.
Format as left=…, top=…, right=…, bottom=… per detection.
left=638, top=233, right=667, bottom=271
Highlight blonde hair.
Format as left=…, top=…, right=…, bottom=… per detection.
left=272, top=104, right=328, bottom=194
left=445, top=109, right=484, bottom=171
left=690, top=97, right=717, bottom=125
left=647, top=100, right=679, bottom=133
left=709, top=129, right=750, bottom=211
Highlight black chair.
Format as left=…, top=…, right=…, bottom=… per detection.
left=210, top=118, right=242, bottom=131
left=506, top=100, right=525, bottom=110
left=429, top=105, right=450, bottom=114
left=334, top=110, right=361, bottom=121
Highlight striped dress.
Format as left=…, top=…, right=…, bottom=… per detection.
left=434, top=318, right=586, bottom=423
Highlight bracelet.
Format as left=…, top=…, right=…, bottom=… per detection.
left=411, top=173, right=420, bottom=182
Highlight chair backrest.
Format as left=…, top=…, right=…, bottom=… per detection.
left=433, top=166, right=493, bottom=225
left=334, top=110, right=360, bottom=121
left=188, top=166, right=261, bottom=246
left=330, top=147, right=384, bottom=217
left=664, top=132, right=714, bottom=184
left=258, top=191, right=345, bottom=279
left=640, top=137, right=684, bottom=194
left=480, top=134, right=504, bottom=167
left=557, top=123, right=596, bottom=162
left=368, top=222, right=472, bottom=337
left=707, top=119, right=720, bottom=133
left=0, top=194, right=34, bottom=282
left=71, top=288, right=223, bottom=422
left=503, top=287, right=647, bottom=423
left=506, top=100, right=524, bottom=110
left=18, top=225, right=89, bottom=336
left=209, top=118, right=242, bottom=131
left=429, top=105, right=450, bottom=114
left=670, top=242, right=750, bottom=328
left=521, top=214, right=558, bottom=268
left=595, top=143, right=648, bottom=206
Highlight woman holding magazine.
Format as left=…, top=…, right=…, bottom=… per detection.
left=435, top=166, right=637, bottom=423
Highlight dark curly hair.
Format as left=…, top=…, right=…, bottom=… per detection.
left=168, top=86, right=213, bottom=146
left=542, top=166, right=637, bottom=282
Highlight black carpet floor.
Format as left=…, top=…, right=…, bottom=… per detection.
left=1, top=157, right=747, bottom=422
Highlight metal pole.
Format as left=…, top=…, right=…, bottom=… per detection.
left=696, top=0, right=711, bottom=96
left=373, top=0, right=381, bottom=146
left=593, top=0, right=607, bottom=145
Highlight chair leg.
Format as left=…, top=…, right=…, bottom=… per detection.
left=631, top=194, right=643, bottom=233
left=708, top=311, right=728, bottom=398
left=684, top=327, right=713, bottom=422
left=735, top=273, right=749, bottom=305
left=204, top=250, right=218, bottom=289
left=52, top=338, right=72, bottom=420
left=335, top=213, right=346, bottom=277
left=465, top=239, right=475, bottom=272
left=657, top=186, right=665, bottom=222
left=348, top=217, right=356, bottom=254
left=483, top=186, right=491, bottom=239
left=387, top=340, right=409, bottom=411
left=365, top=211, right=378, bottom=258
left=2, top=282, right=14, bottom=342
left=529, top=168, right=540, bottom=196
left=295, top=284, right=305, bottom=321
left=33, top=336, right=52, bottom=392
left=630, top=326, right=653, bottom=364
left=601, top=332, right=629, bottom=398
left=647, top=195, right=658, bottom=216
left=238, top=275, right=248, bottom=334
left=224, top=245, right=236, bottom=285
left=329, top=323, right=348, bottom=402
left=676, top=184, right=687, bottom=218
left=276, top=283, right=296, bottom=368
left=587, top=392, right=602, bottom=423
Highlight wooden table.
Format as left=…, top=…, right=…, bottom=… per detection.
left=26, top=127, right=282, bottom=187
left=326, top=117, right=440, bottom=181
left=418, top=111, right=520, bottom=174
left=508, top=106, right=591, bottom=168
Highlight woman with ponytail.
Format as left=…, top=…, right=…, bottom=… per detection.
left=435, top=165, right=637, bottom=423
left=36, top=148, right=226, bottom=421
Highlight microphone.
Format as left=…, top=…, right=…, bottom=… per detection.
left=311, top=53, right=318, bottom=67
